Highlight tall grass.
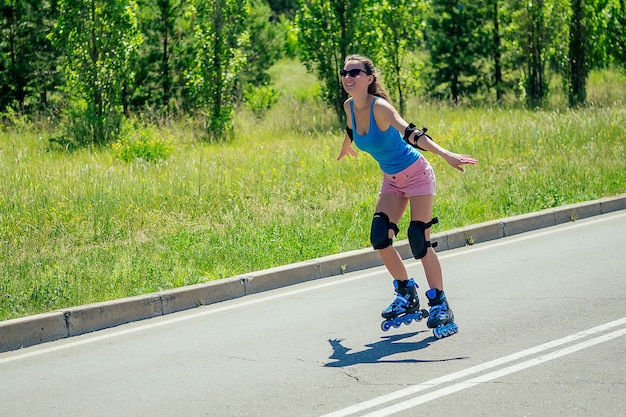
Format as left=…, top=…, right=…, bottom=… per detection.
left=1, top=60, right=624, bottom=320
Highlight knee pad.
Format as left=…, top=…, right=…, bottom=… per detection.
left=408, top=217, right=439, bottom=259
left=370, top=212, right=399, bottom=250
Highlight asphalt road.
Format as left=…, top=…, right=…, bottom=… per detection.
left=1, top=210, right=625, bottom=417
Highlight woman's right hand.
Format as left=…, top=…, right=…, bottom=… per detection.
left=337, top=136, right=357, bottom=160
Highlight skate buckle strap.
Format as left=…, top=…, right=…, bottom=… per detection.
left=392, top=294, right=409, bottom=306
left=386, top=294, right=409, bottom=314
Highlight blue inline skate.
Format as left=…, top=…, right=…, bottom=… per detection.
left=426, top=288, right=458, bottom=339
left=381, top=279, right=429, bottom=331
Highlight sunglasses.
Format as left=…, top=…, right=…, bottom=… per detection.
left=340, top=68, right=368, bottom=78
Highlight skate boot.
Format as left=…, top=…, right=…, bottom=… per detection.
left=380, top=279, right=429, bottom=331
left=426, top=288, right=458, bottom=339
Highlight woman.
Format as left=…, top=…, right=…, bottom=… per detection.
left=336, top=54, right=477, bottom=338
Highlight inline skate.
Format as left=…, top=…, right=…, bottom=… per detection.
left=426, top=288, right=458, bottom=339
left=381, top=279, right=429, bottom=331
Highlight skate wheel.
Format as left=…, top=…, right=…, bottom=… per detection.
left=433, top=327, right=442, bottom=339
left=381, top=320, right=392, bottom=331
left=403, top=316, right=413, bottom=325
left=392, top=320, right=402, bottom=328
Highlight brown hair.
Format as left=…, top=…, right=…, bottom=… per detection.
left=344, top=54, right=390, bottom=102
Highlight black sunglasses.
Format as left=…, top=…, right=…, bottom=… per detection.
left=340, top=68, right=368, bottom=78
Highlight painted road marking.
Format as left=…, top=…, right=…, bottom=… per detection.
left=320, top=317, right=626, bottom=417
left=362, top=327, right=626, bottom=416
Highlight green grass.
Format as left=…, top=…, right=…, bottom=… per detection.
left=1, top=60, right=625, bottom=321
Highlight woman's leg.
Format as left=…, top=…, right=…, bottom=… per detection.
left=409, top=194, right=443, bottom=290
left=375, top=192, right=409, bottom=280
left=409, top=194, right=457, bottom=337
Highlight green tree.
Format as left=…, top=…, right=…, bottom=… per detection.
left=509, top=0, right=569, bottom=107
left=130, top=0, right=193, bottom=112
left=241, top=0, right=284, bottom=88
left=425, top=0, right=491, bottom=103
left=188, top=0, right=249, bottom=139
left=267, top=0, right=299, bottom=18
left=362, top=0, right=424, bottom=114
left=489, top=0, right=505, bottom=102
left=0, top=0, right=60, bottom=113
left=511, top=0, right=547, bottom=106
left=51, top=0, right=142, bottom=145
left=296, top=0, right=361, bottom=122
left=568, top=0, right=589, bottom=105
left=606, top=0, right=625, bottom=68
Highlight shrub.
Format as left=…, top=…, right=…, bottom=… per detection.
left=112, top=122, right=173, bottom=162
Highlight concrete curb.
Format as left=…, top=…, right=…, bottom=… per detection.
left=2, top=194, right=625, bottom=353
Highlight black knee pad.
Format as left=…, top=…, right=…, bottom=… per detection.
left=408, top=217, right=439, bottom=259
left=370, top=212, right=399, bottom=250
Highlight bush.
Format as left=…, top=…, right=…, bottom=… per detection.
left=111, top=122, right=173, bottom=162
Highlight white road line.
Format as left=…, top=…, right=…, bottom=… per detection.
left=320, top=317, right=626, bottom=417
left=361, top=326, right=626, bottom=417
left=1, top=212, right=623, bottom=364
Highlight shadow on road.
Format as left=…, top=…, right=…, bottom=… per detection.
left=324, top=331, right=468, bottom=367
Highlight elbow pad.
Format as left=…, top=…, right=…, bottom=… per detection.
left=404, top=123, right=431, bottom=151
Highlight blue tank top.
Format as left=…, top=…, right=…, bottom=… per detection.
left=350, top=97, right=420, bottom=174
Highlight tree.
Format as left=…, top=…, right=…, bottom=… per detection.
left=568, top=0, right=589, bottom=105
left=606, top=0, right=625, bottom=68
left=188, top=0, right=249, bottom=139
left=241, top=0, right=284, bottom=88
left=362, top=0, right=424, bottom=114
left=509, top=0, right=549, bottom=106
left=490, top=0, right=504, bottom=102
left=267, top=0, right=299, bottom=18
left=297, top=0, right=361, bottom=122
left=0, top=0, right=60, bottom=113
left=130, top=0, right=192, bottom=112
left=51, top=0, right=142, bottom=145
left=425, top=0, right=491, bottom=103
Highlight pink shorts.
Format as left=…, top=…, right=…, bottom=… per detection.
left=380, top=156, right=436, bottom=197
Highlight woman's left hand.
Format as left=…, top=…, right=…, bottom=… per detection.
left=444, top=152, right=478, bottom=172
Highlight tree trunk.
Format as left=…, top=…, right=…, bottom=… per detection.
left=568, top=0, right=587, bottom=106
left=493, top=0, right=503, bottom=103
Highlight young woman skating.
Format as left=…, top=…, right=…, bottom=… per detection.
left=336, top=54, right=477, bottom=338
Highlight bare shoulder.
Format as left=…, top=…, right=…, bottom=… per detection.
left=373, top=96, right=401, bottom=124
left=373, top=96, right=407, bottom=132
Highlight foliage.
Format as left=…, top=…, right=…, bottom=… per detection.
left=50, top=0, right=142, bottom=145
left=425, top=0, right=492, bottom=103
left=605, top=0, right=626, bottom=69
left=267, top=0, right=299, bottom=18
left=111, top=121, right=173, bottom=162
left=128, top=0, right=193, bottom=112
left=0, top=0, right=61, bottom=112
left=188, top=0, right=250, bottom=139
left=244, top=85, right=281, bottom=117
left=1, top=0, right=626, bottom=137
left=359, top=0, right=425, bottom=114
left=296, top=0, right=359, bottom=122
left=240, top=0, right=285, bottom=88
